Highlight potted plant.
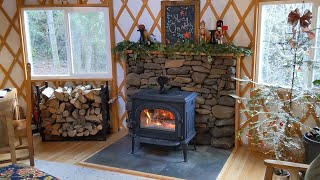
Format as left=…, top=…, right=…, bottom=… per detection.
left=233, top=7, right=318, bottom=179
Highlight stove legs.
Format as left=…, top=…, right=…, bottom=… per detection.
left=182, top=143, right=188, bottom=162
left=131, top=137, right=135, bottom=154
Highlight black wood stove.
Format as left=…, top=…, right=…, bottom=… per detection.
left=129, top=89, right=197, bottom=162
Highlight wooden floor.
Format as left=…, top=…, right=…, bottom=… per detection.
left=0, top=131, right=272, bottom=180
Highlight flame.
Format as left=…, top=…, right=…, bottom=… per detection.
left=141, top=109, right=176, bottom=131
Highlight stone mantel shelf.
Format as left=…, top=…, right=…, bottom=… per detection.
left=125, top=50, right=244, bottom=58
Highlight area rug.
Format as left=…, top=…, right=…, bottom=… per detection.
left=31, top=160, right=152, bottom=180
left=0, top=163, right=59, bottom=180
left=84, top=136, right=232, bottom=180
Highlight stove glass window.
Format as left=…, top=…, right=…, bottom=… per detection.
left=140, top=109, right=176, bottom=131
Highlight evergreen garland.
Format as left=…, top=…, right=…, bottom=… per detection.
left=113, top=41, right=252, bottom=61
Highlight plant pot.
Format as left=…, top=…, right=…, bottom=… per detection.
left=272, top=169, right=290, bottom=180
left=303, top=130, right=320, bottom=164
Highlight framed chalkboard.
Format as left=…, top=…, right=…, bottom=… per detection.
left=161, top=1, right=200, bottom=45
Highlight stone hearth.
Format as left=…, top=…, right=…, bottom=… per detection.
left=126, top=53, right=236, bottom=149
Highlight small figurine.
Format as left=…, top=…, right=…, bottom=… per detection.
left=137, top=24, right=156, bottom=45
left=215, top=27, right=224, bottom=44
left=199, top=20, right=207, bottom=44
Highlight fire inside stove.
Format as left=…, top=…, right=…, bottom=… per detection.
left=140, top=109, right=176, bottom=131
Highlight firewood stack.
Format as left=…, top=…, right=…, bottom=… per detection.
left=39, top=85, right=104, bottom=138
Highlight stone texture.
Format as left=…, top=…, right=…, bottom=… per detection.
left=210, top=69, right=227, bottom=75
left=126, top=73, right=141, bottom=86
left=211, top=137, right=234, bottom=149
left=214, top=59, right=224, bottom=65
left=215, top=118, right=235, bottom=127
left=196, top=88, right=210, bottom=94
left=218, top=96, right=235, bottom=106
left=167, top=66, right=191, bottom=75
left=196, top=127, right=210, bottom=134
left=126, top=89, right=140, bottom=96
left=192, top=72, right=208, bottom=84
left=165, top=60, right=185, bottom=68
left=196, top=109, right=211, bottom=115
left=131, top=66, right=144, bottom=74
left=153, top=57, right=166, bottom=63
left=204, top=79, right=218, bottom=86
left=227, top=67, right=236, bottom=75
left=184, top=61, right=202, bottom=66
left=144, top=63, right=162, bottom=69
left=223, top=59, right=236, bottom=66
left=210, top=126, right=235, bottom=138
left=195, top=134, right=211, bottom=145
left=174, top=77, right=192, bottom=84
left=196, top=96, right=205, bottom=105
left=180, top=87, right=195, bottom=92
left=205, top=97, right=218, bottom=106
left=212, top=105, right=234, bottom=118
left=218, top=90, right=235, bottom=96
left=192, top=66, right=210, bottom=73
left=202, top=63, right=211, bottom=69
left=195, top=114, right=210, bottom=123
left=168, top=81, right=184, bottom=87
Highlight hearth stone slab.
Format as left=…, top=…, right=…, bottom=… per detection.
left=85, top=136, right=231, bottom=180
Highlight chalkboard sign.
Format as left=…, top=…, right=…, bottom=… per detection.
left=161, top=1, right=200, bottom=45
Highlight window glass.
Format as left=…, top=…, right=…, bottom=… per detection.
left=69, top=12, right=108, bottom=74
left=258, top=3, right=313, bottom=86
left=24, top=10, right=68, bottom=76
left=313, top=6, right=320, bottom=82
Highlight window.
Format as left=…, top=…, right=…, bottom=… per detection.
left=22, top=7, right=112, bottom=80
left=257, top=1, right=320, bottom=87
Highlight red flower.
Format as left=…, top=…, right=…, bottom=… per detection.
left=280, top=122, right=284, bottom=126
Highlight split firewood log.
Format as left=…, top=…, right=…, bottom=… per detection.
left=41, top=110, right=51, bottom=118
left=92, top=102, right=100, bottom=108
left=63, top=110, right=70, bottom=117
left=97, top=124, right=103, bottom=130
left=78, top=95, right=87, bottom=104
left=84, top=130, right=90, bottom=136
left=85, top=115, right=101, bottom=124
left=90, top=127, right=99, bottom=135
left=62, top=131, right=68, bottom=137
left=65, top=103, right=75, bottom=112
left=81, top=104, right=89, bottom=110
left=56, top=115, right=63, bottom=122
left=64, top=86, right=72, bottom=98
left=68, top=130, right=77, bottom=137
left=54, top=87, right=65, bottom=101
left=42, top=87, right=55, bottom=99
left=51, top=124, right=62, bottom=136
left=94, top=95, right=101, bottom=103
left=77, top=132, right=84, bottom=137
left=66, top=116, right=75, bottom=123
left=46, top=98, right=59, bottom=109
left=97, top=114, right=103, bottom=121
left=94, top=108, right=101, bottom=115
left=91, top=88, right=100, bottom=95
left=72, top=109, right=79, bottom=119
left=79, top=109, right=86, bottom=116
left=84, top=123, right=93, bottom=131
left=84, top=90, right=95, bottom=100
left=59, top=103, right=66, bottom=112
left=39, top=103, right=46, bottom=110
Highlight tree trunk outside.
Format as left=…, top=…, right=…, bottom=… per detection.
left=46, top=10, right=60, bottom=69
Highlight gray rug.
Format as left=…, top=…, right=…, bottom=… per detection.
left=85, top=136, right=231, bottom=180
left=31, top=160, right=152, bottom=180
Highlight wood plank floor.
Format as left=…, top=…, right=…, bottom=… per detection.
left=1, top=130, right=272, bottom=180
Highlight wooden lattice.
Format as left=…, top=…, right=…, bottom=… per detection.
left=1, top=0, right=318, bottom=148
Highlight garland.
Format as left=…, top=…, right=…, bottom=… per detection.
left=113, top=41, right=252, bottom=62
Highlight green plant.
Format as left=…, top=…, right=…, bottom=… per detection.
left=112, top=40, right=252, bottom=61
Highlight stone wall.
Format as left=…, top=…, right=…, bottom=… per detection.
left=126, top=53, right=236, bottom=149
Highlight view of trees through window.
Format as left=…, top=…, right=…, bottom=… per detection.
left=258, top=3, right=314, bottom=87
left=25, top=10, right=68, bottom=75
left=313, top=6, right=320, bottom=81
left=24, top=8, right=109, bottom=78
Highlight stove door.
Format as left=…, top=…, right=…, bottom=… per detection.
left=134, top=103, right=182, bottom=141
left=140, top=109, right=176, bottom=132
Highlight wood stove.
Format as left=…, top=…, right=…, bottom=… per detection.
left=129, top=89, right=197, bottom=162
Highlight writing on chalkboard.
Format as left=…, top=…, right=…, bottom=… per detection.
left=161, top=1, right=200, bottom=45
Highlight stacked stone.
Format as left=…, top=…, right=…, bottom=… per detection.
left=126, top=53, right=236, bottom=149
